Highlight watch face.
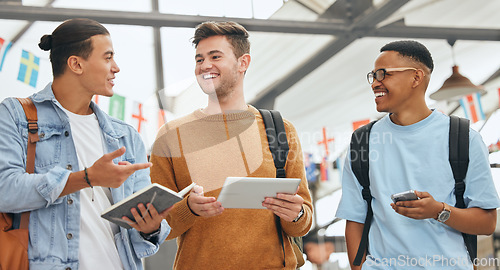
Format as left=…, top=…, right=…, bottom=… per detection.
left=438, top=211, right=450, bottom=222
left=293, top=209, right=304, bottom=222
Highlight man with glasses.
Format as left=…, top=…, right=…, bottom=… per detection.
left=367, top=67, right=420, bottom=85
left=336, top=40, right=499, bottom=269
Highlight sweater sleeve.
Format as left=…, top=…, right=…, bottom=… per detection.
left=150, top=125, right=198, bottom=240
left=280, top=120, right=313, bottom=237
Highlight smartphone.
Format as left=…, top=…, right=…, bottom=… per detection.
left=391, top=190, right=418, bottom=203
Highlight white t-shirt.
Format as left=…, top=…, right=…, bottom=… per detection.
left=61, top=106, right=124, bottom=270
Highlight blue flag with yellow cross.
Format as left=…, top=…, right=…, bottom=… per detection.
left=17, top=50, right=40, bottom=88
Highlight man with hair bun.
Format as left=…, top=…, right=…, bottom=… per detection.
left=150, top=21, right=313, bottom=269
left=0, top=18, right=170, bottom=269
left=336, top=40, right=499, bottom=269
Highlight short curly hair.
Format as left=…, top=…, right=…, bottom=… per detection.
left=381, top=40, right=434, bottom=72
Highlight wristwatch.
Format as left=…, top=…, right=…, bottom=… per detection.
left=140, top=227, right=161, bottom=241
left=292, top=207, right=304, bottom=223
left=437, top=202, right=451, bottom=223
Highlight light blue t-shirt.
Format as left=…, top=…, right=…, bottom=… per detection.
left=336, top=110, right=500, bottom=270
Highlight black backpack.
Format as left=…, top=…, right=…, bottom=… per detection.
left=258, top=109, right=304, bottom=268
left=350, top=115, right=476, bottom=266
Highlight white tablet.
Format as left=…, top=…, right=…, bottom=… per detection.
left=217, top=177, right=301, bottom=209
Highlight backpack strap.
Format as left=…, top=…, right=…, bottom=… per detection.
left=16, top=98, right=39, bottom=174
left=258, top=109, right=289, bottom=267
left=449, top=115, right=476, bottom=262
left=259, top=109, right=289, bottom=177
left=350, top=121, right=377, bottom=266
left=449, top=116, right=469, bottom=205
left=14, top=98, right=38, bottom=230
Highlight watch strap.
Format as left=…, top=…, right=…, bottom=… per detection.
left=292, top=207, right=304, bottom=223
left=140, top=227, right=161, bottom=241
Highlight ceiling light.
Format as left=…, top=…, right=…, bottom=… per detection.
left=430, top=65, right=486, bottom=101
left=430, top=40, right=486, bottom=101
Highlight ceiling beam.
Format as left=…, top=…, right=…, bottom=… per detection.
left=319, top=0, right=372, bottom=22
left=374, top=25, right=500, bottom=41
left=0, top=3, right=498, bottom=40
left=250, top=35, right=357, bottom=109
left=151, top=0, right=166, bottom=111
left=251, top=0, right=411, bottom=108
left=481, top=66, right=500, bottom=85
left=294, top=0, right=322, bottom=15
left=8, top=0, right=55, bottom=45
left=0, top=4, right=347, bottom=35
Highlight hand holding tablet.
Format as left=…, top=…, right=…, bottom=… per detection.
left=217, top=177, right=301, bottom=209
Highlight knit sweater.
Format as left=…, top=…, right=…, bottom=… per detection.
left=150, top=105, right=313, bottom=270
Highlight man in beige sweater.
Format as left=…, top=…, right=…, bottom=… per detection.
left=150, top=21, right=313, bottom=269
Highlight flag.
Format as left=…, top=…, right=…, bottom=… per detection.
left=109, top=94, right=126, bottom=120
left=459, top=93, right=485, bottom=123
left=0, top=38, right=12, bottom=72
left=320, top=156, right=328, bottom=181
left=17, top=50, right=40, bottom=87
left=0, top=38, right=5, bottom=71
left=335, top=155, right=343, bottom=179
left=158, top=109, right=166, bottom=131
left=131, top=101, right=147, bottom=133
left=352, top=119, right=370, bottom=131
left=304, top=153, right=317, bottom=182
left=317, top=127, right=334, bottom=157
left=488, top=139, right=500, bottom=154
left=92, top=95, right=99, bottom=105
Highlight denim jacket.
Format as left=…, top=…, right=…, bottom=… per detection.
left=0, top=83, right=170, bottom=270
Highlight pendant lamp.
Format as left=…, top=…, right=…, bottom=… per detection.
left=429, top=40, right=486, bottom=101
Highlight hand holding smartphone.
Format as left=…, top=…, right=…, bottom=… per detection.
left=391, top=190, right=418, bottom=203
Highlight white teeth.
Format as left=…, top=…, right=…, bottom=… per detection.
left=375, top=92, right=386, bottom=97
left=203, top=74, right=217, bottom=80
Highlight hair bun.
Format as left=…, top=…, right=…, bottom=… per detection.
left=38, top=34, right=53, bottom=51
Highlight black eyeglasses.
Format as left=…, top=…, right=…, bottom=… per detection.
left=367, top=67, right=419, bottom=84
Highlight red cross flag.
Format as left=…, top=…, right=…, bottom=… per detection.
left=131, top=101, right=148, bottom=133
left=317, top=127, right=334, bottom=157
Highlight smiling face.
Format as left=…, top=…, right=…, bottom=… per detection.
left=371, top=51, right=420, bottom=114
left=79, top=34, right=120, bottom=97
left=194, top=35, right=246, bottom=98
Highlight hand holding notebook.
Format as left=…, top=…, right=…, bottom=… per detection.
left=101, top=182, right=195, bottom=229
